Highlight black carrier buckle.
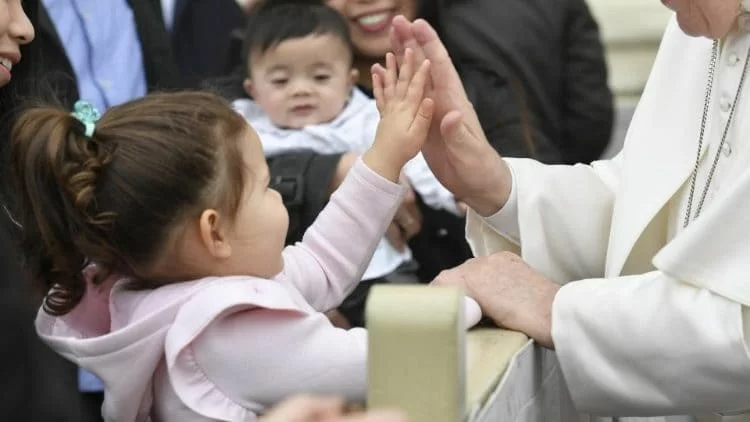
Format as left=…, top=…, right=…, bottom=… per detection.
left=272, top=175, right=304, bottom=208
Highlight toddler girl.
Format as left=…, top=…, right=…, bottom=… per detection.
left=13, top=51, right=479, bottom=421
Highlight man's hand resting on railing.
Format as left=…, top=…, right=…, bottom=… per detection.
left=432, top=252, right=559, bottom=349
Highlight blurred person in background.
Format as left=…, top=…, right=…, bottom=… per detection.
left=0, top=1, right=86, bottom=420
left=160, top=0, right=246, bottom=87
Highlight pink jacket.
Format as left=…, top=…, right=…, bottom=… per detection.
left=36, top=160, right=480, bottom=421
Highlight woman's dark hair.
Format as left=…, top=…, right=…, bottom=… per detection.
left=242, top=0, right=353, bottom=72
left=10, top=91, right=249, bottom=316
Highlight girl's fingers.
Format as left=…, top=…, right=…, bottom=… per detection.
left=384, top=52, right=397, bottom=100
left=405, top=60, right=430, bottom=110
left=395, top=48, right=414, bottom=99
left=372, top=71, right=385, bottom=114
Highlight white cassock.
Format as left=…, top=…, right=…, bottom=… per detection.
left=466, top=17, right=750, bottom=422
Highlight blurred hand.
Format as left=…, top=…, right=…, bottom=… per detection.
left=325, top=310, right=352, bottom=329
left=385, top=183, right=422, bottom=251
left=238, top=0, right=260, bottom=14
left=260, top=396, right=408, bottom=422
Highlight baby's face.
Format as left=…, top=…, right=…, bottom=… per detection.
left=247, top=34, right=356, bottom=129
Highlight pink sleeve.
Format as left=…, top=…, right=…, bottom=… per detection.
left=162, top=279, right=367, bottom=420
left=277, top=158, right=404, bottom=311
left=190, top=309, right=368, bottom=412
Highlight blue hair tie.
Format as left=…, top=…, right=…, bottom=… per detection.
left=71, top=100, right=101, bottom=137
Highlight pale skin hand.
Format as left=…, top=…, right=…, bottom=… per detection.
left=363, top=49, right=434, bottom=183
left=372, top=16, right=512, bottom=217
left=431, top=251, right=559, bottom=349
left=260, top=395, right=408, bottom=422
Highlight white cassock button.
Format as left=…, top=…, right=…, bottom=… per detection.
left=728, top=53, right=741, bottom=66
left=721, top=142, right=733, bottom=157
left=720, top=96, right=732, bottom=113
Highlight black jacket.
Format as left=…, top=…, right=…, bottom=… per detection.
left=0, top=210, right=86, bottom=421
left=168, top=0, right=246, bottom=87
left=431, top=0, right=613, bottom=165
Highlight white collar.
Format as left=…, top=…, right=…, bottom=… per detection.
left=739, top=0, right=750, bottom=32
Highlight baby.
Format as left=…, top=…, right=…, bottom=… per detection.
left=17, top=48, right=479, bottom=420
left=233, top=0, right=462, bottom=283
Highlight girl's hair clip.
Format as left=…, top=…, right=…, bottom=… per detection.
left=71, top=100, right=102, bottom=137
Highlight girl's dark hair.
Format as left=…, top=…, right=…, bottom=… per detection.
left=242, top=0, right=353, bottom=72
left=10, top=91, right=249, bottom=316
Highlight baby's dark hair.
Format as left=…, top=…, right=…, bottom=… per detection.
left=10, top=92, right=249, bottom=316
left=243, top=0, right=353, bottom=72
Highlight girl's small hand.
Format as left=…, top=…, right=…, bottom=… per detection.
left=363, top=49, right=434, bottom=182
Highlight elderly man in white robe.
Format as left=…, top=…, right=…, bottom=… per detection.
left=373, top=0, right=750, bottom=421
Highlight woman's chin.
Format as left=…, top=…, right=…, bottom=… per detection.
left=353, top=36, right=391, bottom=60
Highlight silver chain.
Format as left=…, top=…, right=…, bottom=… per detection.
left=1, top=203, right=22, bottom=229
left=683, top=40, right=750, bottom=228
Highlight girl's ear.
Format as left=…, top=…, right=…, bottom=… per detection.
left=198, top=209, right=232, bottom=259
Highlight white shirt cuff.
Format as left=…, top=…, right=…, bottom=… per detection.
left=482, top=162, right=521, bottom=244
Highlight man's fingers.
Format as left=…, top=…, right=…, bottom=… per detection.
left=390, top=15, right=410, bottom=60
left=439, top=110, right=464, bottom=142
left=412, top=19, right=451, bottom=64
left=430, top=269, right=454, bottom=286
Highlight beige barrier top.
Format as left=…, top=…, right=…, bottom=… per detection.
left=366, top=285, right=529, bottom=422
